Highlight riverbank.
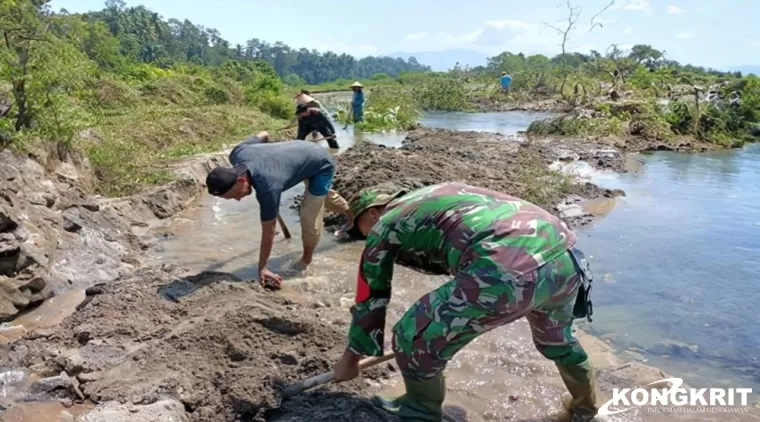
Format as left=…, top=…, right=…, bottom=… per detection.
left=1, top=127, right=759, bottom=421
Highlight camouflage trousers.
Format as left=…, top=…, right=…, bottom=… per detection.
left=390, top=249, right=597, bottom=416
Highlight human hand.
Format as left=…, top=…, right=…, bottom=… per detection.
left=259, top=268, right=282, bottom=290
left=333, top=349, right=361, bottom=382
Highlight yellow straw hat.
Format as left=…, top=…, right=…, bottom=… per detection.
left=350, top=81, right=364, bottom=88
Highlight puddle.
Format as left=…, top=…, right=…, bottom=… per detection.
left=0, top=290, right=86, bottom=344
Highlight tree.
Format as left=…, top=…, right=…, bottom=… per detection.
left=542, top=0, right=615, bottom=96
left=1, top=0, right=93, bottom=138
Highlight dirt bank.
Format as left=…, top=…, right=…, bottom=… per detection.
left=321, top=126, right=624, bottom=230
left=0, top=267, right=397, bottom=422
left=468, top=96, right=573, bottom=113
left=0, top=145, right=229, bottom=323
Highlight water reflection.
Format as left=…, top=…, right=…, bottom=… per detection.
left=578, top=144, right=760, bottom=391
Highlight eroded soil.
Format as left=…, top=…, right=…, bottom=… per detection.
left=0, top=267, right=397, bottom=422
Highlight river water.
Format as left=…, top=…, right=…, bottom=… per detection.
left=146, top=106, right=760, bottom=419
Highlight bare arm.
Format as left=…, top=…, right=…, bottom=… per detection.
left=258, top=218, right=277, bottom=273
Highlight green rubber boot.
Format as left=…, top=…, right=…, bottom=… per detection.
left=372, top=374, right=446, bottom=421
left=557, top=359, right=598, bottom=422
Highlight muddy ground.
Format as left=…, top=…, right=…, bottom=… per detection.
left=3, top=125, right=757, bottom=422
left=316, top=126, right=625, bottom=230
left=0, top=267, right=399, bottom=422
left=468, top=96, right=573, bottom=113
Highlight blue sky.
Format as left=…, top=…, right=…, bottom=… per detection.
left=50, top=0, right=758, bottom=69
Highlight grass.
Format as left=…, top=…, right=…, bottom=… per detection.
left=81, top=105, right=288, bottom=197
left=514, top=148, right=576, bottom=209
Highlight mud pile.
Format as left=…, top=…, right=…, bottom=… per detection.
left=325, top=127, right=623, bottom=229
left=1, top=266, right=397, bottom=422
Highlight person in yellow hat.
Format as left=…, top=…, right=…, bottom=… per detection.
left=279, top=89, right=329, bottom=140
left=350, top=81, right=364, bottom=123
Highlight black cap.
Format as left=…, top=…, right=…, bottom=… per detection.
left=206, top=164, right=247, bottom=196
left=295, top=103, right=308, bottom=115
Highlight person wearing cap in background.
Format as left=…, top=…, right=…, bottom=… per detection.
left=331, top=182, right=598, bottom=422
left=205, top=132, right=351, bottom=288
left=350, top=81, right=364, bottom=123
left=294, top=103, right=340, bottom=149
left=500, top=71, right=512, bottom=93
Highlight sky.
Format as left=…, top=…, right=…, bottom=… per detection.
left=49, top=0, right=758, bottom=69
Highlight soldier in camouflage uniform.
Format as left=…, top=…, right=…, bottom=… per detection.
left=332, top=182, right=598, bottom=422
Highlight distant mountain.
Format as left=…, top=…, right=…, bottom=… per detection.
left=386, top=49, right=489, bottom=72
left=728, top=65, right=760, bottom=76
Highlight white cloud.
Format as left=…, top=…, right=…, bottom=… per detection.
left=439, top=17, right=607, bottom=55
left=677, top=32, right=694, bottom=39
left=624, top=26, right=633, bottom=35
left=622, top=0, right=651, bottom=11
left=667, top=5, right=686, bottom=14
left=405, top=32, right=427, bottom=40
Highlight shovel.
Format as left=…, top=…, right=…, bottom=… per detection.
left=309, top=135, right=335, bottom=143
left=276, top=215, right=291, bottom=239
left=277, top=351, right=397, bottom=404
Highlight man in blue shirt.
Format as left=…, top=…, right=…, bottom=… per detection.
left=205, top=131, right=351, bottom=287
left=500, top=71, right=512, bottom=92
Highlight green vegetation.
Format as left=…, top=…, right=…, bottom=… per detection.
left=0, top=0, right=426, bottom=196
left=2, top=0, right=758, bottom=200
left=333, top=88, right=420, bottom=132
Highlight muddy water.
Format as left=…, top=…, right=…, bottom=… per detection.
left=150, top=110, right=760, bottom=419
left=147, top=110, right=624, bottom=422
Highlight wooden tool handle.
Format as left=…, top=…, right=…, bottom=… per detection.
left=282, top=351, right=396, bottom=397
left=277, top=215, right=291, bottom=239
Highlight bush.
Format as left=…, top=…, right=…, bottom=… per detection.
left=334, top=87, right=420, bottom=131
left=244, top=88, right=292, bottom=120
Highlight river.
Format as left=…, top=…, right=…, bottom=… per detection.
left=147, top=106, right=760, bottom=419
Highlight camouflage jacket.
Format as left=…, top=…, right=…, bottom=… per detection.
left=347, top=182, right=577, bottom=356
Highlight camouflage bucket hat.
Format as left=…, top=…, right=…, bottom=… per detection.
left=345, top=186, right=407, bottom=239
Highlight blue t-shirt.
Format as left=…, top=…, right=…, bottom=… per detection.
left=500, top=75, right=512, bottom=88
left=229, top=140, right=335, bottom=222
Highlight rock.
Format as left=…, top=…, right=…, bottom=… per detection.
left=29, top=371, right=73, bottom=395
left=63, top=216, right=83, bottom=233
left=65, top=353, right=86, bottom=375
left=278, top=352, right=299, bottom=365
left=77, top=399, right=189, bottom=422
left=556, top=203, right=586, bottom=219
left=76, top=372, right=100, bottom=383
left=79, top=202, right=100, bottom=212
left=0, top=204, right=18, bottom=232
left=73, top=323, right=95, bottom=345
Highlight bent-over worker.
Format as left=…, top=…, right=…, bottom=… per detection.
left=205, top=132, right=351, bottom=287
left=280, top=91, right=328, bottom=139
left=332, top=182, right=598, bottom=422
left=295, top=103, right=339, bottom=149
